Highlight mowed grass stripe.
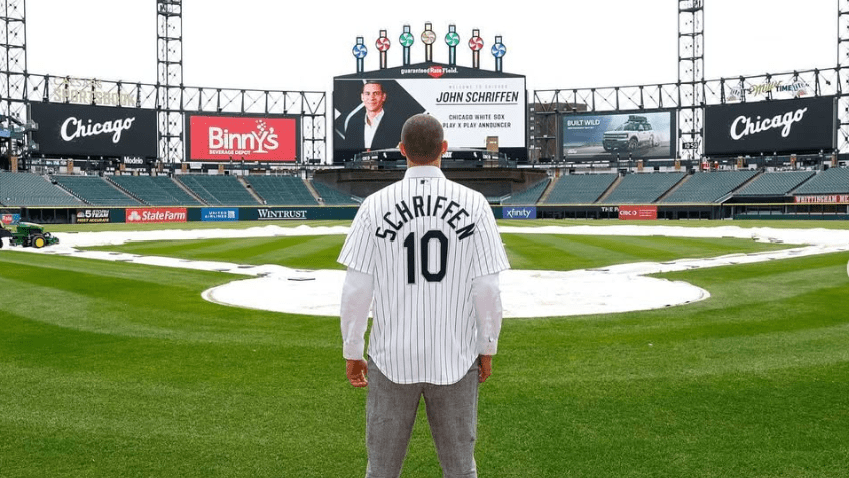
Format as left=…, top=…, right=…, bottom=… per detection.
left=87, top=233, right=791, bottom=273
left=87, top=235, right=347, bottom=270
left=1, top=235, right=847, bottom=477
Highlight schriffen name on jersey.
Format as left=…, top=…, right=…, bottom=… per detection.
left=374, top=194, right=475, bottom=242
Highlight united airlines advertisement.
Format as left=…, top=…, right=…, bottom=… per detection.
left=562, top=110, right=676, bottom=161
left=333, top=64, right=527, bottom=163
left=704, top=96, right=836, bottom=156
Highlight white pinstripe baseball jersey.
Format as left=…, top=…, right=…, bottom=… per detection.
left=338, top=165, right=510, bottom=385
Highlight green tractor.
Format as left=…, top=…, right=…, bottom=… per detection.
left=0, top=222, right=60, bottom=249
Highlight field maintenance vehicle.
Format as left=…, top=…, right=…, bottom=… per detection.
left=0, top=222, right=60, bottom=249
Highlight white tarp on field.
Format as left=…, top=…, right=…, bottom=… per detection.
left=10, top=224, right=849, bottom=318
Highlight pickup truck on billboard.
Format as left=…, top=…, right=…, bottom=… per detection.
left=602, top=115, right=659, bottom=155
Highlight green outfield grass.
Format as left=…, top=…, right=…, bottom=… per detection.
left=1, top=222, right=848, bottom=477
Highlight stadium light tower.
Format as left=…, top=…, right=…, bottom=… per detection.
left=838, top=0, right=849, bottom=153
left=678, top=0, right=704, bottom=165
left=0, top=0, right=27, bottom=166
left=156, top=0, right=184, bottom=164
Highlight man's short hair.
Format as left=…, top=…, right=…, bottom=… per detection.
left=362, top=81, right=384, bottom=94
left=401, top=114, right=444, bottom=164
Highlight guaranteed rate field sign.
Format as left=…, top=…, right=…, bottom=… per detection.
left=186, top=114, right=300, bottom=161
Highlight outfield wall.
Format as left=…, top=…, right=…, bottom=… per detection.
left=10, top=202, right=849, bottom=225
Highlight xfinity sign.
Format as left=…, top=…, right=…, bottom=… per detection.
left=705, top=96, right=836, bottom=156
left=502, top=206, right=536, bottom=220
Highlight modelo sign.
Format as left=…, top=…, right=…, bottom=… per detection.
left=186, top=114, right=299, bottom=162
left=705, top=96, right=836, bottom=156
left=30, top=102, right=157, bottom=157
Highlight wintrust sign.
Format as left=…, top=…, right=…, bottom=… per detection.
left=187, top=115, right=299, bottom=161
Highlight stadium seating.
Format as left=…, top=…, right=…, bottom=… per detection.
left=52, top=175, right=142, bottom=206
left=660, top=170, right=758, bottom=203
left=109, top=175, right=203, bottom=206
left=601, top=172, right=685, bottom=204
left=502, top=178, right=551, bottom=205
left=791, top=167, right=849, bottom=195
left=177, top=175, right=259, bottom=206
left=245, top=176, right=318, bottom=205
left=0, top=172, right=83, bottom=206
left=734, top=171, right=814, bottom=197
left=311, top=181, right=359, bottom=205
left=542, top=174, right=617, bottom=204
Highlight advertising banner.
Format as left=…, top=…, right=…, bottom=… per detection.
left=562, top=110, right=676, bottom=161
left=201, top=208, right=239, bottom=222
left=618, top=205, right=657, bottom=220
left=794, top=194, right=849, bottom=204
left=30, top=102, right=157, bottom=157
left=1, top=213, right=20, bottom=225
left=76, top=209, right=111, bottom=224
left=705, top=96, right=836, bottom=156
left=186, top=114, right=299, bottom=162
left=502, top=206, right=536, bottom=220
left=333, top=64, right=527, bottom=163
left=256, top=208, right=310, bottom=220
left=126, top=208, right=187, bottom=224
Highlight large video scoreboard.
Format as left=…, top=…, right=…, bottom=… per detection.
left=333, top=63, right=527, bottom=163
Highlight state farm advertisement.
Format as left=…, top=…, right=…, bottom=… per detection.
left=126, top=208, right=187, bottom=223
left=618, top=205, right=657, bottom=220
left=186, top=114, right=299, bottom=162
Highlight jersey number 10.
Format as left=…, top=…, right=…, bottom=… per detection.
left=403, top=230, right=448, bottom=284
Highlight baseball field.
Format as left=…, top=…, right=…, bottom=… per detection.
left=1, top=219, right=847, bottom=477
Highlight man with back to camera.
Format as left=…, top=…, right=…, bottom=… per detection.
left=338, top=113, right=510, bottom=478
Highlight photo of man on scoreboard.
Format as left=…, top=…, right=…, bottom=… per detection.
left=335, top=80, right=421, bottom=161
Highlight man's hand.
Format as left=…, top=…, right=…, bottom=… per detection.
left=478, top=355, right=493, bottom=383
left=346, top=359, right=368, bottom=387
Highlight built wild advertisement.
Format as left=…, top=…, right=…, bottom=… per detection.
left=333, top=63, right=527, bottom=163
left=705, top=96, right=836, bottom=156
left=30, top=103, right=157, bottom=157
left=562, top=110, right=676, bottom=161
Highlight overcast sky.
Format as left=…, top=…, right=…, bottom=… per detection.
left=25, top=0, right=837, bottom=94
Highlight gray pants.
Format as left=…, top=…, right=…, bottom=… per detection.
left=365, top=358, right=479, bottom=478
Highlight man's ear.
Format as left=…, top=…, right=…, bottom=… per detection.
left=399, top=143, right=408, bottom=158
left=441, top=140, right=448, bottom=155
